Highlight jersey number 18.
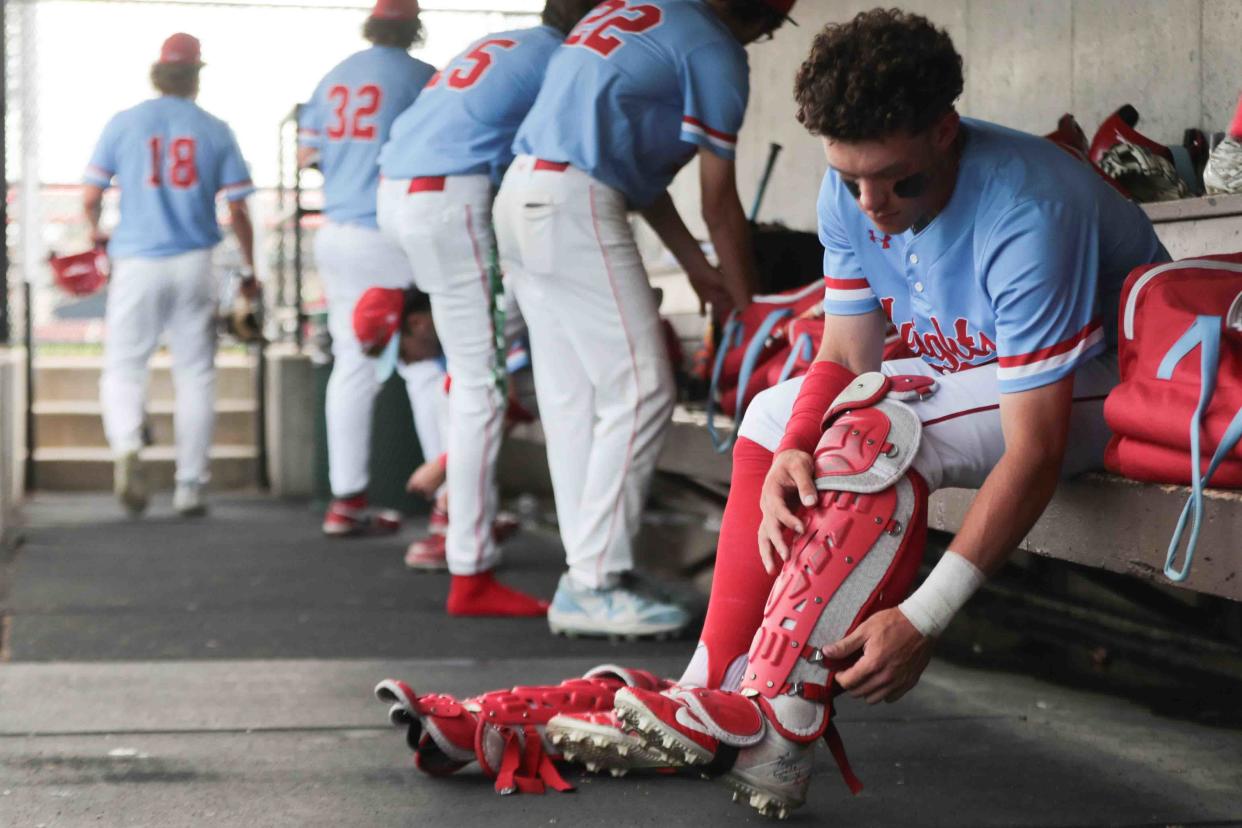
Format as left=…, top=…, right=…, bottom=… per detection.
left=565, top=0, right=663, bottom=57
left=147, top=137, right=197, bottom=188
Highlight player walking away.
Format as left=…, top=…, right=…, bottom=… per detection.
left=376, top=0, right=600, bottom=618
left=493, top=0, right=796, bottom=637
left=298, top=0, right=441, bottom=538
left=539, top=9, right=1172, bottom=815
left=83, top=33, right=257, bottom=518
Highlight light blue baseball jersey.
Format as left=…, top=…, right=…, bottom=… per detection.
left=820, top=119, right=1169, bottom=394
left=300, top=46, right=436, bottom=228
left=381, top=25, right=563, bottom=186
left=84, top=96, right=254, bottom=260
left=513, top=0, right=750, bottom=208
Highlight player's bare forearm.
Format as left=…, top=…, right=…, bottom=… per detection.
left=948, top=376, right=1075, bottom=574
left=815, top=308, right=887, bottom=374
left=641, top=192, right=708, bottom=270
left=82, top=185, right=106, bottom=243
left=227, top=199, right=256, bottom=271
left=640, top=191, right=729, bottom=312
left=698, top=149, right=757, bottom=308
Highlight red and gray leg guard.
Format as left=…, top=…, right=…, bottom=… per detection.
left=618, top=373, right=934, bottom=818
left=375, top=664, right=670, bottom=795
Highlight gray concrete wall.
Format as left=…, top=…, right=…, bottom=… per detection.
left=264, top=344, right=315, bottom=498
left=670, top=0, right=1242, bottom=235
left=0, top=347, right=27, bottom=544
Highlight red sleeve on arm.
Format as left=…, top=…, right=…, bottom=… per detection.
left=775, top=361, right=856, bottom=455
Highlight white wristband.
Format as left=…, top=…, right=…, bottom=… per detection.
left=898, top=550, right=986, bottom=638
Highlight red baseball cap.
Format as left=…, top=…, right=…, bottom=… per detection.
left=159, top=33, right=204, bottom=66
left=353, top=287, right=405, bottom=351
left=370, top=0, right=419, bottom=21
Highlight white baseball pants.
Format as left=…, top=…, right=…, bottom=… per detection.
left=379, top=174, right=505, bottom=575
left=738, top=354, right=1120, bottom=490
left=494, top=156, right=676, bottom=589
left=314, top=220, right=444, bottom=498
left=100, top=248, right=217, bottom=485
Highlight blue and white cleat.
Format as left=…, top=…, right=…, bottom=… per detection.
left=546, top=573, right=691, bottom=639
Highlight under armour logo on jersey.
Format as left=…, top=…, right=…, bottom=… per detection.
left=868, top=230, right=892, bottom=249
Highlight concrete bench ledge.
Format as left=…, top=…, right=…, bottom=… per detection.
left=509, top=405, right=1242, bottom=600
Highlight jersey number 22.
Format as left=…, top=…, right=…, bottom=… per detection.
left=566, top=0, right=663, bottom=57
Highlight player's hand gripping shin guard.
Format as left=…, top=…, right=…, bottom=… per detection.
left=725, top=373, right=933, bottom=818
left=375, top=665, right=671, bottom=795
left=621, top=373, right=927, bottom=819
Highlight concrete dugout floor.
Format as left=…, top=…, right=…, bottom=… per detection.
left=0, top=494, right=1240, bottom=827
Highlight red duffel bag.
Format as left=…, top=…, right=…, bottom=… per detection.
left=713, top=313, right=918, bottom=450
left=1103, top=252, right=1242, bottom=580
left=707, top=281, right=823, bottom=452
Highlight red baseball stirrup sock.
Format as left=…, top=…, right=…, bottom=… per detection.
left=776, top=360, right=856, bottom=456
left=693, top=436, right=780, bottom=689
left=447, top=571, right=549, bottom=617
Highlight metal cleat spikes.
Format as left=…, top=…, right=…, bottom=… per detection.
left=609, top=768, right=628, bottom=778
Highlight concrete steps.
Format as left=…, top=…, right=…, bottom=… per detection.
left=34, top=354, right=257, bottom=403
left=34, top=399, right=257, bottom=448
left=32, top=446, right=259, bottom=491
left=30, top=352, right=261, bottom=492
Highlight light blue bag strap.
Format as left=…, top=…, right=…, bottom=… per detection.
left=1157, top=315, right=1242, bottom=581
left=706, top=309, right=791, bottom=453
left=705, top=312, right=743, bottom=452
left=777, top=331, right=816, bottom=384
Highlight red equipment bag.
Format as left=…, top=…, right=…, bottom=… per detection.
left=711, top=310, right=917, bottom=451
left=48, top=245, right=109, bottom=297
left=707, top=281, right=823, bottom=452
left=1103, top=252, right=1242, bottom=580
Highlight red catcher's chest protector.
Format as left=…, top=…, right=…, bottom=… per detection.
left=1103, top=252, right=1242, bottom=580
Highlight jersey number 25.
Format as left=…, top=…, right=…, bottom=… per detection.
left=566, top=0, right=663, bottom=57
left=147, top=137, right=197, bottom=188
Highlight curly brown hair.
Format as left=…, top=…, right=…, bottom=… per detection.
left=542, top=0, right=602, bottom=35
left=150, top=63, right=200, bottom=98
left=794, top=8, right=963, bottom=141
left=363, top=16, right=424, bottom=49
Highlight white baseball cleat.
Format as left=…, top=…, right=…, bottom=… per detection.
left=114, top=449, right=148, bottom=517
left=722, top=724, right=815, bottom=820
left=173, top=481, right=208, bottom=517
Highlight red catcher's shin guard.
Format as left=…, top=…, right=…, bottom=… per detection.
left=696, top=436, right=779, bottom=689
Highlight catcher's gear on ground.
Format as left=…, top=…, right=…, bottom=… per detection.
left=375, top=664, right=671, bottom=795
left=616, top=373, right=935, bottom=819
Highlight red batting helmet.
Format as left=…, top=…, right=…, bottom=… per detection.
left=49, top=247, right=109, bottom=298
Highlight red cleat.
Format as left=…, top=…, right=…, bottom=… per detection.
left=322, top=496, right=401, bottom=537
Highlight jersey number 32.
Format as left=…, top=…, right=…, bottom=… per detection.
left=566, top=0, right=663, bottom=57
